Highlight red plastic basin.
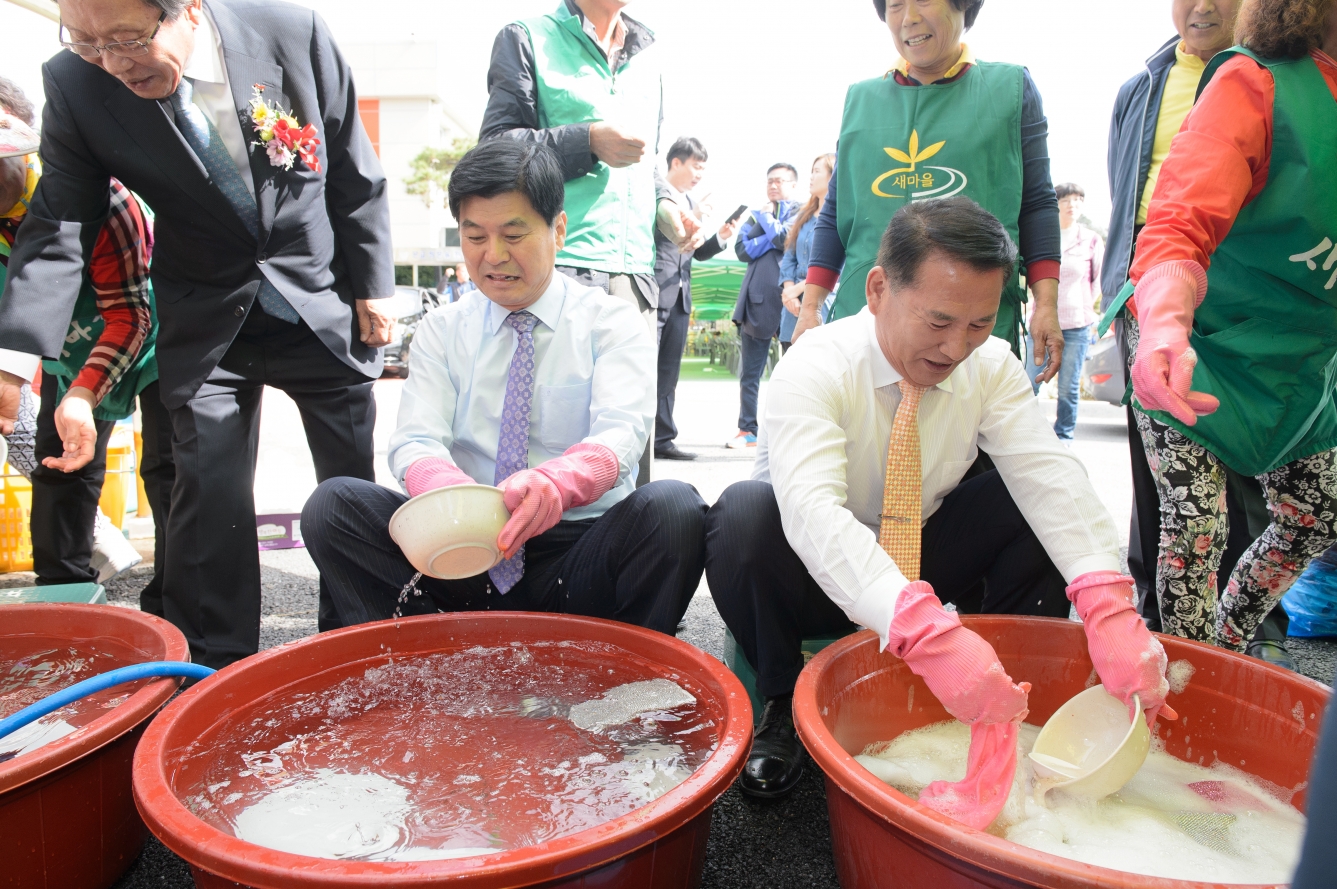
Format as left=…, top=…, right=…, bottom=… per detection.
left=133, top=612, right=753, bottom=888
left=1, top=604, right=191, bottom=889
left=794, top=615, right=1330, bottom=889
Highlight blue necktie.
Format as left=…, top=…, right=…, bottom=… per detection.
left=489, top=311, right=539, bottom=594
left=171, top=78, right=300, bottom=324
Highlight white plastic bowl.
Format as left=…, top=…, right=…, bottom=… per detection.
left=1028, top=684, right=1150, bottom=799
left=388, top=484, right=509, bottom=580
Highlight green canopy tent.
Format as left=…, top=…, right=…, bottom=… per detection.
left=688, top=258, right=746, bottom=322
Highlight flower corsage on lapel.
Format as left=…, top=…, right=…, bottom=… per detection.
left=247, top=84, right=322, bottom=173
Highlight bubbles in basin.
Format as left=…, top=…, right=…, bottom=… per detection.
left=1167, top=659, right=1196, bottom=695
left=184, top=641, right=716, bottom=862
left=858, top=720, right=1304, bottom=884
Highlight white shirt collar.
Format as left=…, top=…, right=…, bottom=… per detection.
left=862, top=307, right=955, bottom=394
left=484, top=271, right=567, bottom=336
left=582, top=12, right=627, bottom=62
left=184, top=8, right=227, bottom=85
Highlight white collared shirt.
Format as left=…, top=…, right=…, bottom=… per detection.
left=183, top=8, right=254, bottom=197
left=389, top=272, right=655, bottom=520
left=753, top=309, right=1121, bottom=647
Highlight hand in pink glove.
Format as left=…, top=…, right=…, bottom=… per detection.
left=1067, top=572, right=1177, bottom=726
left=497, top=443, right=620, bottom=558
left=1129, top=260, right=1219, bottom=426
left=919, top=722, right=1018, bottom=830
left=887, top=582, right=1031, bottom=726
left=404, top=457, right=475, bottom=497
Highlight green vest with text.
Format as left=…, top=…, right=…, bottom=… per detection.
left=834, top=62, right=1028, bottom=353
left=519, top=5, right=660, bottom=275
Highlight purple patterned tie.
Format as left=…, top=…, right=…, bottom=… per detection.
left=489, top=311, right=538, bottom=593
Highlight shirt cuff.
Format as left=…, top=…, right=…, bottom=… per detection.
left=846, top=568, right=911, bottom=651
left=805, top=265, right=840, bottom=291
left=1059, top=553, right=1123, bottom=584
left=0, top=350, right=41, bottom=382
left=1026, top=260, right=1060, bottom=283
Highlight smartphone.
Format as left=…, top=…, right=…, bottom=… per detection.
left=724, top=203, right=750, bottom=226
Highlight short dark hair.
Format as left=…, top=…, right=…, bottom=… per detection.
left=666, top=136, right=708, bottom=167
left=143, top=0, right=195, bottom=20
left=873, top=0, right=986, bottom=28
left=448, top=139, right=565, bottom=226
left=767, top=162, right=798, bottom=180
left=0, top=77, right=35, bottom=127
left=1054, top=182, right=1085, bottom=200
left=876, top=197, right=1017, bottom=289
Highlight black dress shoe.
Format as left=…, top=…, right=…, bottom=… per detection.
left=1246, top=639, right=1297, bottom=671
left=739, top=694, right=804, bottom=799
left=654, top=443, right=698, bottom=461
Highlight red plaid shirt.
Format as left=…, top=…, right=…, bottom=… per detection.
left=1, top=179, right=153, bottom=404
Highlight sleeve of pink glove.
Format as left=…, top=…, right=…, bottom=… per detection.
left=887, top=582, right=1031, bottom=726
left=497, top=444, right=620, bottom=555
left=919, top=722, right=1019, bottom=830
left=404, top=457, right=476, bottom=498
left=1067, top=571, right=1176, bottom=725
left=1130, top=260, right=1219, bottom=426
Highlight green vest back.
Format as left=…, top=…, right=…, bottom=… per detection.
left=833, top=62, right=1027, bottom=351
left=1137, top=49, right=1337, bottom=475
left=520, top=6, right=660, bottom=275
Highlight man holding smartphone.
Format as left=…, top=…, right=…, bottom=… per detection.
left=653, top=137, right=740, bottom=461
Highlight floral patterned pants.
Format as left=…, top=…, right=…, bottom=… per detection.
left=1125, top=318, right=1337, bottom=650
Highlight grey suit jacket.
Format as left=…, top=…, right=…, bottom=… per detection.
left=653, top=195, right=725, bottom=313
left=0, top=0, right=392, bottom=408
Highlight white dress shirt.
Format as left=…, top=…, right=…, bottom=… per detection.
left=754, top=309, right=1121, bottom=647
left=0, top=10, right=250, bottom=382
left=390, top=272, right=655, bottom=521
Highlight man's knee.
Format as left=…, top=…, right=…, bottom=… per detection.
left=706, top=480, right=781, bottom=566
left=302, top=476, right=391, bottom=551
left=637, top=479, right=707, bottom=536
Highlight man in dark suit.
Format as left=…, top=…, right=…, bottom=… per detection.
left=727, top=162, right=798, bottom=450
left=653, top=137, right=737, bottom=461
left=0, top=0, right=394, bottom=669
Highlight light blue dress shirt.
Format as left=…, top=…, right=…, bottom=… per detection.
left=389, top=272, right=655, bottom=521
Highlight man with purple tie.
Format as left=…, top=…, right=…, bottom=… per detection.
left=303, top=140, right=708, bottom=633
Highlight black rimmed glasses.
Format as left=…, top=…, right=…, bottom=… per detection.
left=59, top=10, right=166, bottom=58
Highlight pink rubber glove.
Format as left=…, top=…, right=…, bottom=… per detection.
left=1130, top=260, right=1219, bottom=426
left=919, top=723, right=1018, bottom=830
left=1067, top=572, right=1177, bottom=726
left=887, top=582, right=1031, bottom=726
left=404, top=457, right=475, bottom=497
left=497, top=443, right=620, bottom=557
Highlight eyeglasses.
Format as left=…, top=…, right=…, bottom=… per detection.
left=59, top=10, right=165, bottom=59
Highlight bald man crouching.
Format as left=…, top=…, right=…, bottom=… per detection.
left=707, top=198, right=1173, bottom=800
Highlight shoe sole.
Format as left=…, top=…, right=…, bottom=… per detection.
left=736, top=761, right=805, bottom=799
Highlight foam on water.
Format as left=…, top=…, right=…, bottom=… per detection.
left=858, top=721, right=1305, bottom=884
left=185, top=642, right=713, bottom=862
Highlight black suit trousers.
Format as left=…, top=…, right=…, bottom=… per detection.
left=706, top=472, right=1069, bottom=699
left=655, top=295, right=691, bottom=449
left=163, top=308, right=375, bottom=668
left=302, top=477, right=708, bottom=636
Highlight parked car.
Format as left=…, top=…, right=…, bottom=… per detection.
left=1082, top=333, right=1126, bottom=406
left=381, top=286, right=434, bottom=378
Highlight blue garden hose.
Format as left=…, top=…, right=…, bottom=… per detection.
left=0, top=662, right=215, bottom=744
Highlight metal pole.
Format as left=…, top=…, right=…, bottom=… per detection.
left=3, top=0, right=60, bottom=23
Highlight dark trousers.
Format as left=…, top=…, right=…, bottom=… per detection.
left=31, top=376, right=174, bottom=613
left=706, top=473, right=1069, bottom=699
left=302, top=477, right=708, bottom=635
left=1118, top=321, right=1289, bottom=640
left=1292, top=685, right=1337, bottom=889
left=163, top=310, right=376, bottom=669
left=737, top=332, right=772, bottom=435
left=655, top=295, right=690, bottom=450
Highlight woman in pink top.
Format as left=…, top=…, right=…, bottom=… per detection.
left=1027, top=183, right=1104, bottom=441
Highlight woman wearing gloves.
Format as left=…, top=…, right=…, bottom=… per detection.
left=303, top=140, right=709, bottom=633
left=706, top=198, right=1172, bottom=805
left=1102, top=0, right=1337, bottom=649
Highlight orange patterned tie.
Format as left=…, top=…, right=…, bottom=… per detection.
left=880, top=381, right=928, bottom=581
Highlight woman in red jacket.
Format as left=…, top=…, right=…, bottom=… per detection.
left=1111, top=0, right=1337, bottom=651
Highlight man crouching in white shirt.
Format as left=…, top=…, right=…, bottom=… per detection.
left=303, top=140, right=708, bottom=634
left=708, top=198, right=1174, bottom=800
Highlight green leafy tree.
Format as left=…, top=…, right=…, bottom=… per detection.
left=403, top=136, right=477, bottom=208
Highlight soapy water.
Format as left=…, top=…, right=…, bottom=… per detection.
left=184, top=642, right=715, bottom=862
left=857, top=721, right=1305, bottom=884
left=0, top=640, right=138, bottom=763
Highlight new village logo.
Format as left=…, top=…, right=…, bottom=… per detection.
left=872, top=130, right=968, bottom=200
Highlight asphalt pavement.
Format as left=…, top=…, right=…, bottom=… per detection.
left=26, top=376, right=1331, bottom=889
